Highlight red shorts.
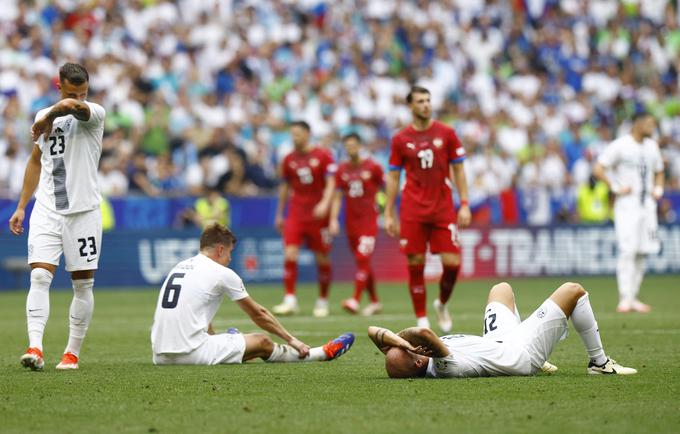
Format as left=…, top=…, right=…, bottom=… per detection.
left=347, top=230, right=377, bottom=260
left=399, top=219, right=460, bottom=255
left=283, top=218, right=331, bottom=254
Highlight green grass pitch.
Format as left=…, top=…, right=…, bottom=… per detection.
left=1, top=275, right=679, bottom=434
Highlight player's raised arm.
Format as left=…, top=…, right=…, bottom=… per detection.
left=237, top=296, right=310, bottom=358
left=31, top=98, right=91, bottom=142
left=9, top=145, right=43, bottom=235
left=328, top=190, right=343, bottom=236
left=397, top=327, right=450, bottom=358
left=384, top=170, right=401, bottom=237
left=367, top=326, right=417, bottom=354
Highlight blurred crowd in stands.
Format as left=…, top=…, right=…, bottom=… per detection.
left=1, top=0, right=680, bottom=225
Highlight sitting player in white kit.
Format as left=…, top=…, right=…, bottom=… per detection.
left=151, top=223, right=354, bottom=365
left=368, top=281, right=637, bottom=378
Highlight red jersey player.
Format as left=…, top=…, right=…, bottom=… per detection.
left=384, top=86, right=471, bottom=332
left=273, top=121, right=337, bottom=317
left=329, top=133, right=384, bottom=316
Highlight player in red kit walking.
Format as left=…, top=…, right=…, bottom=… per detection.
left=329, top=133, right=384, bottom=316
left=273, top=121, right=337, bottom=317
left=385, top=86, right=471, bottom=332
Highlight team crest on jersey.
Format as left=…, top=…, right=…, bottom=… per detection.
left=433, top=138, right=443, bottom=148
left=361, top=170, right=371, bottom=180
left=406, top=142, right=415, bottom=150
left=310, top=158, right=319, bottom=167
left=290, top=161, right=298, bottom=169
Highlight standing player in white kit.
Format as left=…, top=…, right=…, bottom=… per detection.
left=9, top=63, right=105, bottom=370
left=593, top=112, right=664, bottom=313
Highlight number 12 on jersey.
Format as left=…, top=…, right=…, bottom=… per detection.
left=161, top=273, right=185, bottom=309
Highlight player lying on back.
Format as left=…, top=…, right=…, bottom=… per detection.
left=151, top=223, right=354, bottom=365
left=368, top=281, right=636, bottom=378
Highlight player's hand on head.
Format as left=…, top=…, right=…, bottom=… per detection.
left=457, top=205, right=471, bottom=227
left=31, top=116, right=54, bottom=142
left=288, top=338, right=310, bottom=358
left=412, top=345, right=433, bottom=356
left=9, top=209, right=25, bottom=235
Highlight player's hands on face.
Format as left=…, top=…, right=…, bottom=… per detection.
left=412, top=345, right=433, bottom=357
left=9, top=209, right=25, bottom=235
left=288, top=338, right=310, bottom=359
left=328, top=219, right=340, bottom=236
left=385, top=214, right=399, bottom=238
left=274, top=214, right=284, bottom=233
left=31, top=115, right=54, bottom=142
left=457, top=205, right=471, bottom=227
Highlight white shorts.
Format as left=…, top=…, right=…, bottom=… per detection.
left=28, top=201, right=103, bottom=272
left=152, top=333, right=246, bottom=365
left=483, top=300, right=568, bottom=373
left=614, top=201, right=659, bottom=255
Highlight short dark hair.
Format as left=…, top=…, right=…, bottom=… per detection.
left=341, top=132, right=361, bottom=143
left=59, top=63, right=89, bottom=85
left=200, top=223, right=237, bottom=250
left=406, top=86, right=430, bottom=104
left=290, top=120, right=311, bottom=132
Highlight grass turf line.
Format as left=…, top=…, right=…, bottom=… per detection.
left=1, top=275, right=679, bottom=434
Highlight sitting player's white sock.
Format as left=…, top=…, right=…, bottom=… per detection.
left=571, top=293, right=607, bottom=366
left=616, top=252, right=636, bottom=305
left=65, top=278, right=95, bottom=357
left=26, top=268, right=53, bottom=351
left=632, top=254, right=646, bottom=300
left=266, top=343, right=327, bottom=363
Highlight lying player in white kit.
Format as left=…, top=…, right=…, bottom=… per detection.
left=151, top=223, right=354, bottom=365
left=369, top=281, right=637, bottom=378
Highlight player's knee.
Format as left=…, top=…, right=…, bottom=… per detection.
left=407, top=254, right=425, bottom=265
left=488, top=282, right=514, bottom=305
left=250, top=333, right=274, bottom=354
left=561, top=282, right=586, bottom=298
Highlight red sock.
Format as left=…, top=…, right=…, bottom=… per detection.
left=284, top=260, right=297, bottom=296
left=353, top=257, right=371, bottom=301
left=318, top=263, right=331, bottom=299
left=366, top=271, right=378, bottom=303
left=408, top=264, right=426, bottom=318
left=439, top=264, right=459, bottom=304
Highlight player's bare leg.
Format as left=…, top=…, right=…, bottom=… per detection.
left=549, top=282, right=636, bottom=375
left=406, top=254, right=429, bottom=328
left=435, top=252, right=460, bottom=333
left=273, top=245, right=300, bottom=315
left=21, top=262, right=56, bottom=371
left=57, top=269, right=95, bottom=370
left=243, top=332, right=354, bottom=362
left=313, top=252, right=331, bottom=317
left=487, top=282, right=557, bottom=373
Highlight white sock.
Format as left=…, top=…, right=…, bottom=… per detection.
left=632, top=254, right=646, bottom=300
left=417, top=316, right=430, bottom=329
left=283, top=294, right=297, bottom=305
left=266, top=343, right=327, bottom=362
left=571, top=293, right=607, bottom=365
left=26, top=268, right=53, bottom=351
left=65, top=278, right=95, bottom=357
left=616, top=252, right=636, bottom=305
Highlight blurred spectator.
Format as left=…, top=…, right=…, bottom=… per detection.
left=98, top=156, right=128, bottom=197
left=0, top=0, right=678, bottom=227
left=183, top=187, right=231, bottom=229
left=576, top=176, right=611, bottom=224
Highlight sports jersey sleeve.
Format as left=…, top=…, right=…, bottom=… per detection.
left=449, top=129, right=466, bottom=164
left=220, top=269, right=250, bottom=301
left=324, top=151, right=337, bottom=176
left=80, top=102, right=105, bottom=129
left=597, top=141, right=618, bottom=168
left=388, top=135, right=403, bottom=171
left=335, top=167, right=347, bottom=190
